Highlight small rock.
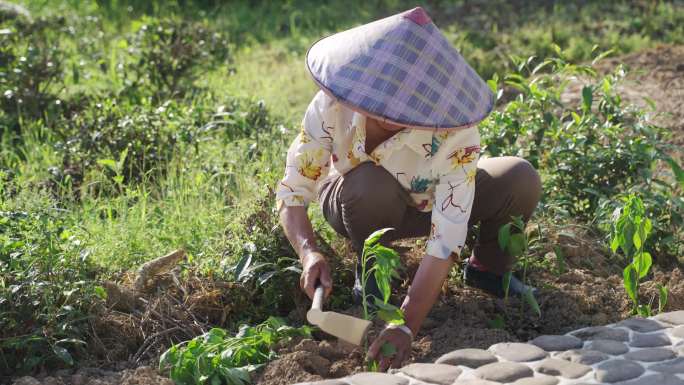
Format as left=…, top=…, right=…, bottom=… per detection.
left=624, top=347, right=676, bottom=362
left=530, top=335, right=583, bottom=352
left=650, top=357, right=684, bottom=374
left=510, top=376, right=559, bottom=385
left=488, top=342, right=548, bottom=362
left=595, top=359, right=645, bottom=383
left=571, top=326, right=629, bottom=341
left=587, top=339, right=629, bottom=355
left=535, top=358, right=592, bottom=379
left=630, top=332, right=671, bottom=348
left=474, top=361, right=534, bottom=382
left=670, top=325, right=684, bottom=338
left=452, top=380, right=501, bottom=385
left=618, top=317, right=666, bottom=332
left=348, top=373, right=408, bottom=385
left=610, top=373, right=684, bottom=385
left=655, top=311, right=684, bottom=325
left=555, top=349, right=609, bottom=365
left=398, top=363, right=462, bottom=385
left=435, top=348, right=498, bottom=368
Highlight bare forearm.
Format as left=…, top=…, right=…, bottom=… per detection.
left=279, top=205, right=319, bottom=261
left=400, top=255, right=454, bottom=336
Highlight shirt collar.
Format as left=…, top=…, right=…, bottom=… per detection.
left=352, top=112, right=434, bottom=157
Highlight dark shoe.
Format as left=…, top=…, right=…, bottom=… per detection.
left=352, top=261, right=383, bottom=306
left=463, top=263, right=539, bottom=299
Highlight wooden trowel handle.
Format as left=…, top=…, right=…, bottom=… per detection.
left=311, top=284, right=324, bottom=311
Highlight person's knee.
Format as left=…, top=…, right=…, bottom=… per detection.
left=507, top=157, right=542, bottom=215
left=511, top=158, right=541, bottom=196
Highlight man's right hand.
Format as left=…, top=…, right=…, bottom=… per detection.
left=300, top=251, right=333, bottom=300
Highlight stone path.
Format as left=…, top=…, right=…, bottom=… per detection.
left=295, top=311, right=684, bottom=385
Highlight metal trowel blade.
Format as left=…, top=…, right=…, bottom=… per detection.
left=307, top=309, right=372, bottom=346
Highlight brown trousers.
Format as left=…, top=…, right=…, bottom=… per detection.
left=317, top=157, right=542, bottom=275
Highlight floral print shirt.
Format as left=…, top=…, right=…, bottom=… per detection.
left=276, top=91, right=480, bottom=260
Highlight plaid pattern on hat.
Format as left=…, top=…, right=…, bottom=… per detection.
left=306, top=7, right=494, bottom=130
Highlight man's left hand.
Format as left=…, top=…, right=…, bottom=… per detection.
left=367, top=327, right=412, bottom=372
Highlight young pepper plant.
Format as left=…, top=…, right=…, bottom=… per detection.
left=360, top=228, right=405, bottom=366
left=610, top=194, right=668, bottom=316
left=498, top=216, right=541, bottom=317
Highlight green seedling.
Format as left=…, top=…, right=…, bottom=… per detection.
left=498, top=216, right=541, bottom=317
left=360, top=228, right=405, bottom=370
left=610, top=194, right=667, bottom=316
left=159, top=317, right=311, bottom=385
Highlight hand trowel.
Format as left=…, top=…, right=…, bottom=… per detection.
left=306, top=285, right=371, bottom=346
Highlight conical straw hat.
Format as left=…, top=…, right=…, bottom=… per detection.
left=306, top=7, right=494, bottom=130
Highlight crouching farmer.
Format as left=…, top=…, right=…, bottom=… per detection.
left=276, top=7, right=542, bottom=371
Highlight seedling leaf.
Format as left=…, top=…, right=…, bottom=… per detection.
left=632, top=252, right=652, bottom=279
left=523, top=288, right=541, bottom=317
left=373, top=297, right=405, bottom=325
left=502, top=271, right=512, bottom=300
left=498, top=223, right=511, bottom=250
left=658, top=284, right=668, bottom=313
left=623, top=265, right=638, bottom=303
left=364, top=228, right=394, bottom=250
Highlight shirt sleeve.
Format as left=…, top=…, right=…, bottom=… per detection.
left=276, top=91, right=335, bottom=209
left=426, top=127, right=480, bottom=259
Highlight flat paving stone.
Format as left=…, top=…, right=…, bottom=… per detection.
left=452, top=380, right=501, bottom=385
left=630, top=332, right=671, bottom=347
left=556, top=349, right=609, bottom=365
left=535, top=358, right=592, bottom=379
left=623, top=347, right=676, bottom=362
left=510, top=376, right=559, bottom=385
left=617, top=317, right=666, bottom=332
left=571, top=326, right=630, bottom=341
left=348, top=373, right=407, bottom=385
left=649, top=357, right=684, bottom=374
left=488, top=342, right=548, bottom=362
left=435, top=348, right=498, bottom=368
left=670, top=325, right=684, bottom=338
left=655, top=311, right=684, bottom=325
left=398, top=363, right=462, bottom=385
left=474, top=361, right=534, bottom=383
left=587, top=339, right=630, bottom=355
left=294, top=381, right=348, bottom=385
left=530, top=335, right=583, bottom=352
left=595, top=360, right=645, bottom=383
left=612, top=373, right=684, bottom=385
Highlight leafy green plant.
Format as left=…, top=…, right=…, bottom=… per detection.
left=159, top=317, right=311, bottom=385
left=359, top=228, right=404, bottom=325
left=0, top=204, right=100, bottom=376
left=498, top=216, right=541, bottom=317
left=125, top=17, right=230, bottom=101
left=358, top=228, right=405, bottom=369
left=0, top=16, right=66, bottom=134
left=482, top=48, right=683, bottom=258
left=610, top=194, right=667, bottom=316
